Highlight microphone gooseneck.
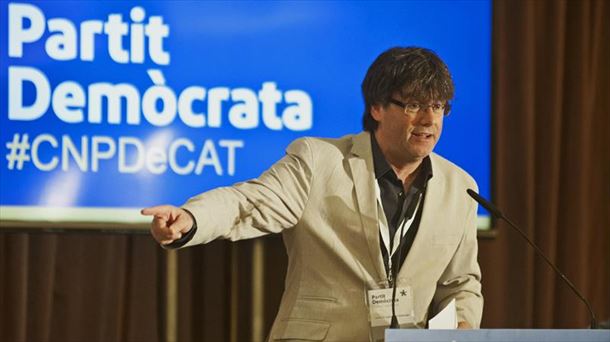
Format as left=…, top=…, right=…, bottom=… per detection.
left=466, top=189, right=598, bottom=329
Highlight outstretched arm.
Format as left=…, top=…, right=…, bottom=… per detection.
left=141, top=137, right=313, bottom=248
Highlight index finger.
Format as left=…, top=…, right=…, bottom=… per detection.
left=141, top=205, right=172, bottom=217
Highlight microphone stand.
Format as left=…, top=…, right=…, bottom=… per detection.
left=466, top=189, right=598, bottom=329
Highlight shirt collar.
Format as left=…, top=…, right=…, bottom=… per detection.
left=371, top=133, right=392, bottom=179
left=370, top=133, right=433, bottom=186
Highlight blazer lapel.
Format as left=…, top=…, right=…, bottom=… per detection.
left=399, top=153, right=447, bottom=279
left=347, top=132, right=386, bottom=283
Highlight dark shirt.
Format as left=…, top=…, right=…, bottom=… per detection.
left=371, top=134, right=433, bottom=284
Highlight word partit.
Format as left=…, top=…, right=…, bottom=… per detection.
left=8, top=3, right=169, bottom=65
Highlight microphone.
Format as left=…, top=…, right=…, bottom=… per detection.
left=390, top=192, right=422, bottom=329
left=466, top=189, right=598, bottom=329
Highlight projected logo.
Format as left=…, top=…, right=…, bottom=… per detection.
left=5, top=3, right=313, bottom=179
left=1, top=1, right=492, bottom=226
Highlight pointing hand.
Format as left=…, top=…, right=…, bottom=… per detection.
left=141, top=205, right=194, bottom=245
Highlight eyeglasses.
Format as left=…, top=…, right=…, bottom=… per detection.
left=389, top=98, right=449, bottom=116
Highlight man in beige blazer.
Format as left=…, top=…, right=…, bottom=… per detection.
left=143, top=47, right=483, bottom=341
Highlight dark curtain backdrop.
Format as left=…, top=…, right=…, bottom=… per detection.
left=479, top=0, right=609, bottom=328
left=1, top=0, right=608, bottom=340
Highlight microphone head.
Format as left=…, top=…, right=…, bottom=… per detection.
left=466, top=189, right=504, bottom=219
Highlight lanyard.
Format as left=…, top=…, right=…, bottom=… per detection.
left=375, top=182, right=422, bottom=283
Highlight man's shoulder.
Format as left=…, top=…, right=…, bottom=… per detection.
left=429, top=152, right=477, bottom=189
left=288, top=132, right=366, bottom=157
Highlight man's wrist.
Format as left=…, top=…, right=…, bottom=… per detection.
left=457, top=321, right=472, bottom=329
left=165, top=209, right=197, bottom=249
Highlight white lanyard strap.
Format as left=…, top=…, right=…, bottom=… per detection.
left=375, top=182, right=422, bottom=259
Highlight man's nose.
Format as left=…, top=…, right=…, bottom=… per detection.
left=415, top=106, right=435, bottom=125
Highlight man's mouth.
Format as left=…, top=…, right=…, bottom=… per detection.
left=412, top=132, right=433, bottom=138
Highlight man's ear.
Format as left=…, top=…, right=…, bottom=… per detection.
left=370, top=104, right=384, bottom=121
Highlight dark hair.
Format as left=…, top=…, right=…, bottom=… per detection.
left=361, top=47, right=454, bottom=131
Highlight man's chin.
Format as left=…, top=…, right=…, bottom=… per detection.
left=407, top=147, right=434, bottom=160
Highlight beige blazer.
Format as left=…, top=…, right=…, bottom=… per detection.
left=182, top=131, right=483, bottom=341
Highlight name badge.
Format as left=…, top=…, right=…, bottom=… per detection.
left=366, top=286, right=414, bottom=327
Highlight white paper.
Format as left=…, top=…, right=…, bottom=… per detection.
left=428, top=298, right=457, bottom=329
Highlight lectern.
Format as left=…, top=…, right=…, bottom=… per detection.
left=386, top=329, right=610, bottom=342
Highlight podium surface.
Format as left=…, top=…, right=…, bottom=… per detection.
left=386, top=329, right=610, bottom=342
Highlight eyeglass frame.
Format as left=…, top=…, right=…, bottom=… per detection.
left=388, top=98, right=451, bottom=116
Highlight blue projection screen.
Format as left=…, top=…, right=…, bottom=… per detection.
left=0, top=1, right=491, bottom=228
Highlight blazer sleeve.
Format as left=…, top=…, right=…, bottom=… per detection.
left=432, top=188, right=484, bottom=327
left=179, top=137, right=314, bottom=247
